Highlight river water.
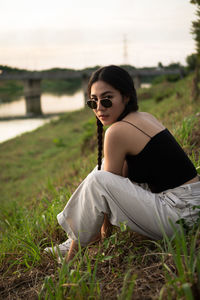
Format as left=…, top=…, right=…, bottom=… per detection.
left=0, top=91, right=85, bottom=143
left=0, top=84, right=151, bottom=144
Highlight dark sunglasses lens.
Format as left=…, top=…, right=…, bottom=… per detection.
left=87, top=100, right=97, bottom=109
left=101, top=99, right=112, bottom=108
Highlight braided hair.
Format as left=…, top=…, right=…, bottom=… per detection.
left=87, top=65, right=139, bottom=170
left=96, top=117, right=103, bottom=170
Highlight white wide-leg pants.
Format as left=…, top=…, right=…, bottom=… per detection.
left=57, top=166, right=200, bottom=246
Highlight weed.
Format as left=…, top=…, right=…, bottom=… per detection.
left=155, top=221, right=200, bottom=299
left=117, top=270, right=137, bottom=300
left=39, top=248, right=101, bottom=299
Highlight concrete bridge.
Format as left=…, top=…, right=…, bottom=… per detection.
left=0, top=68, right=182, bottom=116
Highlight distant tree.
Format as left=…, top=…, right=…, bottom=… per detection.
left=190, top=0, right=200, bottom=100
left=166, top=62, right=182, bottom=69
left=157, top=62, right=183, bottom=70
left=190, top=1, right=200, bottom=54
left=186, top=53, right=198, bottom=71
left=0, top=65, right=26, bottom=72
left=157, top=62, right=163, bottom=69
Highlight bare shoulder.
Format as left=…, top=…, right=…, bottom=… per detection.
left=124, top=112, right=165, bottom=134
left=140, top=111, right=161, bottom=122
left=139, top=112, right=164, bottom=127
left=105, top=122, right=128, bottom=142
left=104, top=121, right=140, bottom=155
left=140, top=111, right=156, bottom=119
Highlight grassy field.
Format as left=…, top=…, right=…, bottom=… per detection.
left=0, top=74, right=200, bottom=299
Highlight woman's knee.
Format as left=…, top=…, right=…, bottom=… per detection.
left=86, top=170, right=112, bottom=187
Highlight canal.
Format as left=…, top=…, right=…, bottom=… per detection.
left=0, top=90, right=85, bottom=143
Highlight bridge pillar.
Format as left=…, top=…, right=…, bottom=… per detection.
left=23, top=79, right=42, bottom=115
left=82, top=74, right=89, bottom=105
left=133, top=75, right=141, bottom=90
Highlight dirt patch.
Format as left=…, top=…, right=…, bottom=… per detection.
left=0, top=232, right=165, bottom=300
left=0, top=255, right=56, bottom=299
left=1, top=230, right=200, bottom=299
left=87, top=232, right=166, bottom=300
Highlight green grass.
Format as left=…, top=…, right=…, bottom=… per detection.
left=0, top=108, right=94, bottom=207
left=0, top=74, right=200, bottom=299
left=157, top=223, right=200, bottom=299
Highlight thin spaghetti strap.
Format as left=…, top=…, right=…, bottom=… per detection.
left=120, top=120, right=152, bottom=138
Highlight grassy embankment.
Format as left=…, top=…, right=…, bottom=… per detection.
left=0, top=74, right=200, bottom=299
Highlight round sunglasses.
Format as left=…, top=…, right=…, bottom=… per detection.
left=87, top=97, right=112, bottom=109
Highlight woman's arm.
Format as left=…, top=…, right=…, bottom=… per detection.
left=100, top=125, right=129, bottom=239
left=103, top=124, right=128, bottom=176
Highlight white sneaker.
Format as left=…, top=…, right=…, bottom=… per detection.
left=44, top=238, right=72, bottom=256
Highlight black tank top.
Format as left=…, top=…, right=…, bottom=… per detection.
left=121, top=120, right=197, bottom=193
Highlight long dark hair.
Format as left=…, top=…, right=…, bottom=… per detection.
left=88, top=65, right=139, bottom=170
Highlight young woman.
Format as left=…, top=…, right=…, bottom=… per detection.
left=45, top=65, right=200, bottom=262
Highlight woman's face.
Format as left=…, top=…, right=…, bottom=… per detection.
left=90, top=80, right=128, bottom=126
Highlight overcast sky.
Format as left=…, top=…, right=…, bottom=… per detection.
left=0, top=0, right=197, bottom=70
